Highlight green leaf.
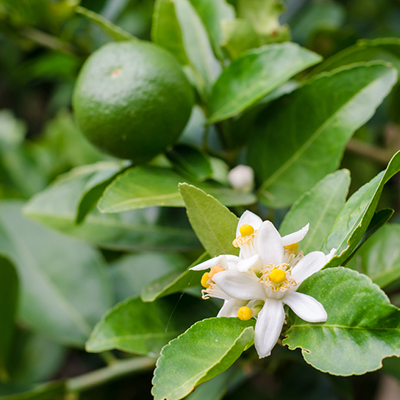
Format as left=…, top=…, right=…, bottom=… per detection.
left=75, top=5, right=136, bottom=41
left=184, top=367, right=239, bottom=400
left=220, top=19, right=261, bottom=60
left=152, top=318, right=255, bottom=400
left=141, top=252, right=208, bottom=302
left=24, top=169, right=200, bottom=252
left=166, top=144, right=212, bottom=181
left=188, top=0, right=235, bottom=58
left=152, top=0, right=220, bottom=90
left=248, top=62, right=397, bottom=208
left=98, top=166, right=256, bottom=212
left=152, top=0, right=189, bottom=65
left=279, top=170, right=350, bottom=253
left=283, top=267, right=400, bottom=376
left=9, top=331, right=66, bottom=384
left=323, top=151, right=400, bottom=267
left=0, top=255, right=18, bottom=381
left=179, top=183, right=239, bottom=256
left=110, top=252, right=188, bottom=303
left=0, top=201, right=112, bottom=347
left=208, top=43, right=321, bottom=123
left=346, top=224, right=400, bottom=288
left=86, top=295, right=216, bottom=355
left=0, top=382, right=65, bottom=400
left=309, top=38, right=400, bottom=77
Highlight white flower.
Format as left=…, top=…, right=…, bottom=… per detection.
left=228, top=165, right=254, bottom=192
left=212, top=221, right=335, bottom=358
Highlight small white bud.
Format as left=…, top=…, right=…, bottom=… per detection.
left=228, top=165, right=254, bottom=193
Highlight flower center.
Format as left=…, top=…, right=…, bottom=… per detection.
left=237, top=306, right=252, bottom=320
left=239, top=224, right=254, bottom=237
left=269, top=269, right=286, bottom=284
left=232, top=225, right=257, bottom=248
left=260, top=264, right=297, bottom=293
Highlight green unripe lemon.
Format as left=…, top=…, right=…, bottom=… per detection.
left=73, top=41, right=194, bottom=162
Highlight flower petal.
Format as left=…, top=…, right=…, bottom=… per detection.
left=281, top=224, right=309, bottom=246
left=283, top=291, right=327, bottom=323
left=190, top=255, right=239, bottom=271
left=213, top=271, right=265, bottom=301
left=326, top=248, right=337, bottom=262
left=217, top=299, right=247, bottom=317
left=291, top=251, right=327, bottom=285
left=236, top=211, right=263, bottom=237
left=237, top=254, right=261, bottom=272
left=257, top=221, right=283, bottom=266
left=254, top=299, right=285, bottom=358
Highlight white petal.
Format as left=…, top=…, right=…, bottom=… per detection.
left=237, top=254, right=260, bottom=272
left=281, top=224, right=309, bottom=246
left=283, top=291, right=327, bottom=323
left=254, top=299, right=285, bottom=358
left=236, top=211, right=263, bottom=237
left=291, top=251, right=327, bottom=285
left=190, top=255, right=239, bottom=271
left=217, top=299, right=247, bottom=317
left=257, top=221, right=283, bottom=266
left=213, top=271, right=266, bottom=301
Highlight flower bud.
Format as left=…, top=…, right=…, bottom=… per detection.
left=228, top=165, right=254, bottom=193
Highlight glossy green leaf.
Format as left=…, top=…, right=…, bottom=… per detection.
left=184, top=367, right=239, bottom=400
left=86, top=295, right=216, bottom=355
left=309, top=38, right=400, bottom=77
left=0, top=255, right=18, bottom=381
left=152, top=0, right=189, bottom=65
left=152, top=318, right=255, bottom=400
left=98, top=166, right=256, bottom=212
left=189, top=0, right=235, bottom=58
left=220, top=19, right=261, bottom=60
left=152, top=0, right=220, bottom=90
left=283, top=267, right=400, bottom=376
left=174, top=0, right=221, bottom=90
left=323, top=151, right=400, bottom=267
left=24, top=171, right=200, bottom=252
left=249, top=62, right=397, bottom=208
left=75, top=6, right=135, bottom=41
left=0, top=202, right=112, bottom=347
left=110, top=252, right=188, bottom=302
left=0, top=382, right=65, bottom=400
left=208, top=43, right=321, bottom=123
left=166, top=144, right=212, bottom=181
left=279, top=170, right=350, bottom=253
left=179, top=184, right=239, bottom=257
left=141, top=252, right=208, bottom=302
left=347, top=224, right=400, bottom=288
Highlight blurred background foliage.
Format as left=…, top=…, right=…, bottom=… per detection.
left=1, top=0, right=400, bottom=399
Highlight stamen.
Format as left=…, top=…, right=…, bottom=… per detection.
left=237, top=306, right=252, bottom=320
left=239, top=224, right=254, bottom=237
left=260, top=264, right=297, bottom=292
left=209, top=265, right=225, bottom=280
left=201, top=272, right=210, bottom=288
left=285, top=242, right=299, bottom=253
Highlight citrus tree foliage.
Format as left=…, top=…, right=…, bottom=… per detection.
left=1, top=0, right=400, bottom=399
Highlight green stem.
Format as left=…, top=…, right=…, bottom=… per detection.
left=346, top=138, right=392, bottom=164
left=66, top=356, right=155, bottom=393
left=100, top=351, right=118, bottom=365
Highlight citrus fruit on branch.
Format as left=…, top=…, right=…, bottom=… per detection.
left=73, top=41, right=194, bottom=163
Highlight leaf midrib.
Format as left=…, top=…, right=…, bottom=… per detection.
left=261, top=66, right=391, bottom=192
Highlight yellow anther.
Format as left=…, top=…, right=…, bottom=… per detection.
left=270, top=269, right=286, bottom=284
left=239, top=224, right=254, bottom=237
left=285, top=242, right=299, bottom=253
left=238, top=306, right=253, bottom=321
left=201, top=272, right=210, bottom=288
left=209, top=265, right=225, bottom=280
